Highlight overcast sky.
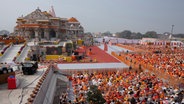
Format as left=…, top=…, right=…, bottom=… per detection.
left=0, top=0, right=184, bottom=34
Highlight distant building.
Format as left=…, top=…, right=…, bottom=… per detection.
left=14, top=7, right=84, bottom=41
left=139, top=38, right=158, bottom=45
left=139, top=38, right=184, bottom=47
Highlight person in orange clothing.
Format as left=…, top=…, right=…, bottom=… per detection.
left=72, top=78, right=77, bottom=86
left=82, top=85, right=87, bottom=91
left=77, top=78, right=81, bottom=84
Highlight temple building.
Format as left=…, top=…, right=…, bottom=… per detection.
left=14, top=7, right=84, bottom=41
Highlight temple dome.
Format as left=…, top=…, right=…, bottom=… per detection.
left=68, top=17, right=78, bottom=22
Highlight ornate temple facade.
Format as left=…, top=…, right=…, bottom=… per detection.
left=14, top=8, right=84, bottom=41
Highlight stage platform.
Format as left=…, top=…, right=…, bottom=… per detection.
left=85, top=45, right=120, bottom=63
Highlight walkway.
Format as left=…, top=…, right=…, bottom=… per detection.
left=16, top=46, right=30, bottom=63
left=57, top=63, right=128, bottom=70
left=0, top=44, right=23, bottom=63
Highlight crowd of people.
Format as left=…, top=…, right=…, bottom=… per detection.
left=66, top=70, right=184, bottom=104
left=122, top=45, right=184, bottom=79
left=57, top=44, right=184, bottom=104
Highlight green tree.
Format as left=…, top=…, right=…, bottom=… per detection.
left=136, top=32, right=143, bottom=39
left=101, top=31, right=112, bottom=37
left=116, top=30, right=132, bottom=39
left=131, top=32, right=143, bottom=39
left=143, top=31, right=158, bottom=38
left=86, top=85, right=106, bottom=104
left=2, top=34, right=8, bottom=37
left=173, top=34, right=184, bottom=38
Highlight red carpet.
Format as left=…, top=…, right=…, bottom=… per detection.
left=87, top=46, right=120, bottom=63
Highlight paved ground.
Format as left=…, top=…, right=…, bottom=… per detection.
left=0, top=66, right=48, bottom=104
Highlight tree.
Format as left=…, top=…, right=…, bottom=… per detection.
left=143, top=31, right=158, bottom=38
left=101, top=31, right=112, bottom=37
left=136, top=32, right=143, bottom=39
left=116, top=30, right=132, bottom=39
left=173, top=34, right=184, bottom=38
left=2, top=34, right=8, bottom=37
left=0, top=30, right=10, bottom=35
left=131, top=32, right=143, bottom=39
left=86, top=85, right=106, bottom=104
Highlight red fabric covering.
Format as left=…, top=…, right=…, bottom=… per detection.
left=87, top=46, right=120, bottom=63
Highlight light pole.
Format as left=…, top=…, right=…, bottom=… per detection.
left=170, top=25, right=174, bottom=40
left=171, top=25, right=174, bottom=34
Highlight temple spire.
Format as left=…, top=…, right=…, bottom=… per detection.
left=49, top=6, right=56, bottom=17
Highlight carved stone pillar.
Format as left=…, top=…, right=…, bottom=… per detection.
left=24, top=31, right=28, bottom=39
left=24, top=28, right=30, bottom=40
left=19, top=30, right=22, bottom=36
left=35, top=31, right=38, bottom=38
left=73, top=30, right=77, bottom=40
left=18, top=30, right=21, bottom=36
left=22, top=28, right=26, bottom=36
left=60, top=32, right=65, bottom=40
left=37, top=30, right=42, bottom=41
left=44, top=29, right=49, bottom=40
left=55, top=29, right=59, bottom=38
left=61, top=33, right=67, bottom=41
left=34, top=28, right=39, bottom=42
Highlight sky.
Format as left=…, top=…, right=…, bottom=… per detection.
left=0, top=0, right=184, bottom=34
